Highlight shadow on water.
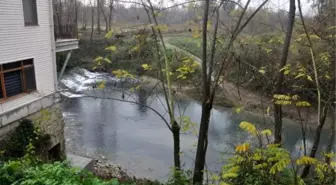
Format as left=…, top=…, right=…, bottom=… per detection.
left=61, top=68, right=333, bottom=180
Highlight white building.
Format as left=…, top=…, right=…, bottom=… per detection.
left=0, top=0, right=78, bottom=158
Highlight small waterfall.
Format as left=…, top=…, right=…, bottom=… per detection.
left=59, top=68, right=138, bottom=98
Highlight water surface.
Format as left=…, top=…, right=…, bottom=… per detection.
left=62, top=68, right=331, bottom=180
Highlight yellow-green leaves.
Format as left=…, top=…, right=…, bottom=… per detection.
left=309, top=34, right=321, bottom=40
left=176, top=57, right=199, bottom=80
left=260, top=129, right=272, bottom=136
left=94, top=56, right=111, bottom=64
left=296, top=156, right=317, bottom=165
left=141, top=64, right=152, bottom=71
left=258, top=67, right=266, bottom=75
left=97, top=81, right=106, bottom=89
left=279, top=64, right=291, bottom=75
left=235, top=143, right=250, bottom=153
left=273, top=94, right=312, bottom=107
left=105, top=30, right=114, bottom=39
left=239, top=121, right=257, bottom=136
left=273, top=94, right=292, bottom=105
left=112, top=69, right=134, bottom=79
left=269, top=157, right=290, bottom=174
left=192, top=29, right=201, bottom=38
left=296, top=101, right=311, bottom=107
left=178, top=116, right=197, bottom=134
left=154, top=24, right=168, bottom=33
left=103, top=58, right=111, bottom=63
left=94, top=56, right=103, bottom=63
left=235, top=106, right=243, bottom=113
left=105, top=45, right=117, bottom=52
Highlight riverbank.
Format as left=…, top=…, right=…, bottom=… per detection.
left=139, top=75, right=331, bottom=130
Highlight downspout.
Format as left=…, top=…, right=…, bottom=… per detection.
left=49, top=0, right=58, bottom=91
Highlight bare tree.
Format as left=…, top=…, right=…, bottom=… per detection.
left=108, top=0, right=114, bottom=31
left=90, top=0, right=95, bottom=41
left=273, top=0, right=296, bottom=144
left=97, top=0, right=101, bottom=34
left=193, top=0, right=270, bottom=184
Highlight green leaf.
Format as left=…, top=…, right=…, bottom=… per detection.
left=306, top=75, right=313, bottom=81
left=239, top=121, right=257, bottom=136
left=105, top=45, right=117, bottom=52
left=103, top=58, right=112, bottom=63
left=296, top=156, right=317, bottom=165
left=105, top=30, right=114, bottom=39
left=260, top=129, right=272, bottom=136
left=141, top=64, right=152, bottom=71
left=235, top=107, right=243, bottom=113
left=258, top=69, right=265, bottom=75
left=111, top=178, right=120, bottom=185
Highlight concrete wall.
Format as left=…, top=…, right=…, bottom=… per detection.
left=0, top=0, right=57, bottom=113
left=0, top=93, right=65, bottom=157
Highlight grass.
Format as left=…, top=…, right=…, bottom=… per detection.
left=166, top=37, right=202, bottom=59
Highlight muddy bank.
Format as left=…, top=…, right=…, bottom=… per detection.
left=139, top=75, right=331, bottom=130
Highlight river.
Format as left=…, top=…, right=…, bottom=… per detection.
left=61, top=68, right=332, bottom=180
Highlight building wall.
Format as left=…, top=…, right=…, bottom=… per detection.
left=0, top=0, right=56, bottom=115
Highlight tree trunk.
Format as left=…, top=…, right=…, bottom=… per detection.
left=108, top=0, right=113, bottom=31
left=301, top=106, right=329, bottom=177
left=98, top=0, right=108, bottom=32
left=325, top=110, right=335, bottom=163
left=74, top=0, right=78, bottom=38
left=273, top=0, right=296, bottom=144
left=193, top=0, right=210, bottom=184
left=193, top=103, right=212, bottom=184
left=90, top=5, right=94, bottom=41
left=97, top=0, right=101, bottom=34
left=172, top=122, right=181, bottom=170
left=82, top=0, right=87, bottom=28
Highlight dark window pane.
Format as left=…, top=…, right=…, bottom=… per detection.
left=23, top=59, right=33, bottom=66
left=3, top=61, right=21, bottom=71
left=24, top=67, right=36, bottom=91
left=22, top=0, right=38, bottom=25
left=0, top=76, right=3, bottom=99
left=4, top=71, right=22, bottom=97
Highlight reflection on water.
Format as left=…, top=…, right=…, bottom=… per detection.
left=61, top=69, right=332, bottom=180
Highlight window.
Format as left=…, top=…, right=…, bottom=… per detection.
left=22, top=0, right=38, bottom=26
left=0, top=59, right=37, bottom=100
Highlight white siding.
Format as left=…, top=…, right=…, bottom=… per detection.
left=0, top=0, right=56, bottom=114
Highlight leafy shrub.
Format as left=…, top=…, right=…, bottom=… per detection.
left=219, top=121, right=336, bottom=185
left=1, top=119, right=50, bottom=161
left=0, top=160, right=125, bottom=185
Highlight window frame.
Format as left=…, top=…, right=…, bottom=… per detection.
left=22, top=0, right=39, bottom=26
left=0, top=59, right=37, bottom=102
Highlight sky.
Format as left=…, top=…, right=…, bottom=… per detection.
left=147, top=0, right=314, bottom=15
left=87, top=0, right=315, bottom=15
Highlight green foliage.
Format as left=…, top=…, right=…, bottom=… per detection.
left=166, top=167, right=193, bottom=185
left=1, top=119, right=50, bottom=161
left=219, top=122, right=335, bottom=185
left=167, top=37, right=202, bottom=59
left=0, top=159, right=136, bottom=185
